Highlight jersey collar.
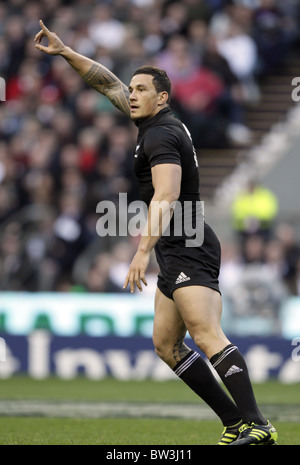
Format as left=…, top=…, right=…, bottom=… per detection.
left=134, top=107, right=173, bottom=130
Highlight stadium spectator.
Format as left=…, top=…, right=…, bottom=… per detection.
left=87, top=3, right=127, bottom=51
left=252, top=0, right=293, bottom=75
left=274, top=222, right=300, bottom=295
left=209, top=2, right=261, bottom=103
left=201, top=32, right=253, bottom=145
left=231, top=178, right=279, bottom=248
left=155, top=34, right=228, bottom=148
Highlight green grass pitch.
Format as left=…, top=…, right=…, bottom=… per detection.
left=0, top=377, right=299, bottom=445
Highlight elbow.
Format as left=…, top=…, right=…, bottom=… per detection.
left=168, top=190, right=180, bottom=204
left=153, top=189, right=180, bottom=204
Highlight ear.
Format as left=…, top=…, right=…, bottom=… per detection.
left=158, top=91, right=169, bottom=106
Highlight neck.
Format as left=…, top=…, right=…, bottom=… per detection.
left=134, top=105, right=169, bottom=124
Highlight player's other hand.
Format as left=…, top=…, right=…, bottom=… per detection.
left=123, top=249, right=149, bottom=294
left=34, top=20, right=65, bottom=55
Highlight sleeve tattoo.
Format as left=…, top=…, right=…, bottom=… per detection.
left=82, top=64, right=131, bottom=116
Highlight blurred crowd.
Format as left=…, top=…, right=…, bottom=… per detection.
left=220, top=176, right=300, bottom=330
left=0, top=0, right=300, bottom=309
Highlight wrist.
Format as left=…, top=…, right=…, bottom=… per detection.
left=137, top=243, right=152, bottom=254
left=60, top=45, right=72, bottom=58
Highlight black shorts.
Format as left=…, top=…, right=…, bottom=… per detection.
left=154, top=222, right=221, bottom=300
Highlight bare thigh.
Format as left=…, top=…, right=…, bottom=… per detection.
left=153, top=287, right=193, bottom=369
left=173, top=285, right=231, bottom=359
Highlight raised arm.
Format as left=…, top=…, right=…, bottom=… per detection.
left=34, top=20, right=131, bottom=117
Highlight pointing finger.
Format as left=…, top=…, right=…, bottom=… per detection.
left=39, top=19, right=51, bottom=36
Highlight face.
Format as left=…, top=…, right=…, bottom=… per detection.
left=128, top=74, right=168, bottom=121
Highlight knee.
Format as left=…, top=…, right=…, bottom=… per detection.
left=191, top=330, right=229, bottom=359
left=191, top=333, right=207, bottom=354
left=188, top=325, right=215, bottom=356
left=153, top=337, right=174, bottom=366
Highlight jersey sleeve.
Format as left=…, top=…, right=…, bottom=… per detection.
left=143, top=126, right=181, bottom=168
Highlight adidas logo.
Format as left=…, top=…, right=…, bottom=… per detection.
left=175, top=272, right=191, bottom=284
left=225, top=365, right=243, bottom=377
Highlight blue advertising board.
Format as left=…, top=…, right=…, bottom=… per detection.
left=1, top=332, right=299, bottom=383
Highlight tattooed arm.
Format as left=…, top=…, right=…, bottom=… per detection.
left=34, top=20, right=130, bottom=117
left=62, top=54, right=130, bottom=117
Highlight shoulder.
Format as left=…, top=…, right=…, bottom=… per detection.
left=144, top=125, right=180, bottom=152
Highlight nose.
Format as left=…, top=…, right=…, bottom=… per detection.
left=129, top=89, right=137, bottom=100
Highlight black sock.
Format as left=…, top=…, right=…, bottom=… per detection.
left=210, top=344, right=267, bottom=425
left=173, top=350, right=241, bottom=426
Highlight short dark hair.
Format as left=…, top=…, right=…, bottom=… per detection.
left=132, top=66, right=171, bottom=103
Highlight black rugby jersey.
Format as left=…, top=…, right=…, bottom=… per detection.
left=133, top=107, right=200, bottom=206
